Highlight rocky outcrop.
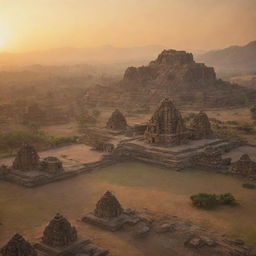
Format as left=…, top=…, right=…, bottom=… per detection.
left=190, top=111, right=213, bottom=139
left=106, top=109, right=128, bottom=130
left=13, top=144, right=39, bottom=171
left=85, top=49, right=256, bottom=109
left=1, top=233, right=37, bottom=256
left=231, top=154, right=256, bottom=177
left=144, top=98, right=189, bottom=145
left=42, top=213, right=77, bottom=247
left=94, top=191, right=123, bottom=218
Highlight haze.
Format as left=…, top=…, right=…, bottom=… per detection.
left=1, top=0, right=256, bottom=53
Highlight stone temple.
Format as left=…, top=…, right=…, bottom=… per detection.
left=42, top=213, right=77, bottom=248
left=94, top=191, right=123, bottom=218
left=231, top=154, right=256, bottom=177
left=13, top=144, right=39, bottom=171
left=190, top=111, right=213, bottom=139
left=1, top=233, right=37, bottom=256
left=106, top=109, right=127, bottom=130
left=83, top=191, right=139, bottom=231
left=144, top=98, right=189, bottom=145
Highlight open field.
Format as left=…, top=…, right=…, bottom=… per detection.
left=1, top=161, right=256, bottom=256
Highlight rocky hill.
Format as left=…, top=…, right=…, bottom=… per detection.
left=196, top=41, right=256, bottom=73
left=85, top=49, right=256, bottom=109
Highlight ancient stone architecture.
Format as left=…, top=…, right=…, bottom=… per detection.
left=192, top=147, right=231, bottom=169
left=144, top=98, right=189, bottom=145
left=34, top=213, right=111, bottom=255
left=231, top=154, right=256, bottom=177
left=42, top=213, right=78, bottom=248
left=94, top=191, right=123, bottom=218
left=13, top=144, right=39, bottom=171
left=190, top=111, right=213, bottom=139
left=106, top=109, right=127, bottom=130
left=40, top=156, right=63, bottom=174
left=83, top=191, right=139, bottom=231
left=1, top=233, right=37, bottom=256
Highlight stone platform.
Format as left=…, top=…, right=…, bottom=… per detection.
left=115, top=137, right=240, bottom=169
left=83, top=212, right=139, bottom=231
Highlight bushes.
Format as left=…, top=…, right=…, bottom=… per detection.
left=0, top=130, right=78, bottom=154
left=190, top=193, right=236, bottom=209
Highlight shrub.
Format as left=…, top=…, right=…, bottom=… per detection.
left=190, top=193, right=218, bottom=208
left=191, top=193, right=236, bottom=208
left=218, top=193, right=236, bottom=205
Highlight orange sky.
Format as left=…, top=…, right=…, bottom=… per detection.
left=0, top=0, right=256, bottom=52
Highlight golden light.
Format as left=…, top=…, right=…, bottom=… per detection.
left=0, top=27, right=8, bottom=49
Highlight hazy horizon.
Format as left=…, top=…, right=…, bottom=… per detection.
left=1, top=0, right=256, bottom=53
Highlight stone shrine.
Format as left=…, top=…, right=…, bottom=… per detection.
left=106, top=109, right=127, bottom=130
left=40, top=157, right=63, bottom=174
left=1, top=233, right=37, bottom=256
left=190, top=111, right=213, bottom=139
left=83, top=191, right=139, bottom=231
left=231, top=154, right=256, bottom=177
left=42, top=213, right=78, bottom=248
left=13, top=144, right=39, bottom=171
left=144, top=98, right=189, bottom=145
left=94, top=191, right=123, bottom=218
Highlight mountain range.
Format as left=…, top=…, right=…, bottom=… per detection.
left=196, top=41, right=256, bottom=73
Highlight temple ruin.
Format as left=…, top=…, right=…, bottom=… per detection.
left=42, top=213, right=77, bottom=248
left=83, top=191, right=139, bottom=231
left=106, top=109, right=128, bottom=130
left=1, top=233, right=37, bottom=256
left=32, top=213, right=112, bottom=255
left=144, top=98, right=189, bottom=144
left=190, top=111, right=213, bottom=139
left=231, top=154, right=256, bottom=177
left=40, top=156, right=63, bottom=174
left=13, top=144, right=39, bottom=171
left=94, top=191, right=123, bottom=218
left=192, top=147, right=231, bottom=169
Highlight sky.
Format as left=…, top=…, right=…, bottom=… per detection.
left=0, top=0, right=256, bottom=52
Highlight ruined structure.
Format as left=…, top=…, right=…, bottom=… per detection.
left=190, top=111, right=213, bottom=139
left=192, top=147, right=231, bottom=169
left=94, top=191, right=123, bottom=218
left=42, top=213, right=77, bottom=248
left=40, top=156, right=63, bottom=174
left=231, top=154, right=256, bottom=177
left=1, top=233, right=37, bottom=256
left=106, top=109, right=127, bottom=130
left=83, top=191, right=139, bottom=231
left=34, top=213, right=111, bottom=255
left=13, top=144, right=39, bottom=171
left=144, top=98, right=188, bottom=144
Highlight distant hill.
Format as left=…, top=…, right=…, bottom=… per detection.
left=0, top=45, right=165, bottom=68
left=196, top=41, right=256, bottom=74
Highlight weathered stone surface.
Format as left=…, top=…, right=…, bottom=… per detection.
left=231, top=154, right=256, bottom=177
left=40, top=156, right=63, bottom=174
left=144, top=98, right=189, bottom=145
left=13, top=144, right=39, bottom=171
left=42, top=213, right=77, bottom=248
left=193, top=147, right=231, bottom=169
left=94, top=142, right=115, bottom=152
left=1, top=233, right=37, bottom=256
left=94, top=191, right=123, bottom=219
left=191, top=111, right=213, bottom=139
left=106, top=109, right=127, bottom=130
